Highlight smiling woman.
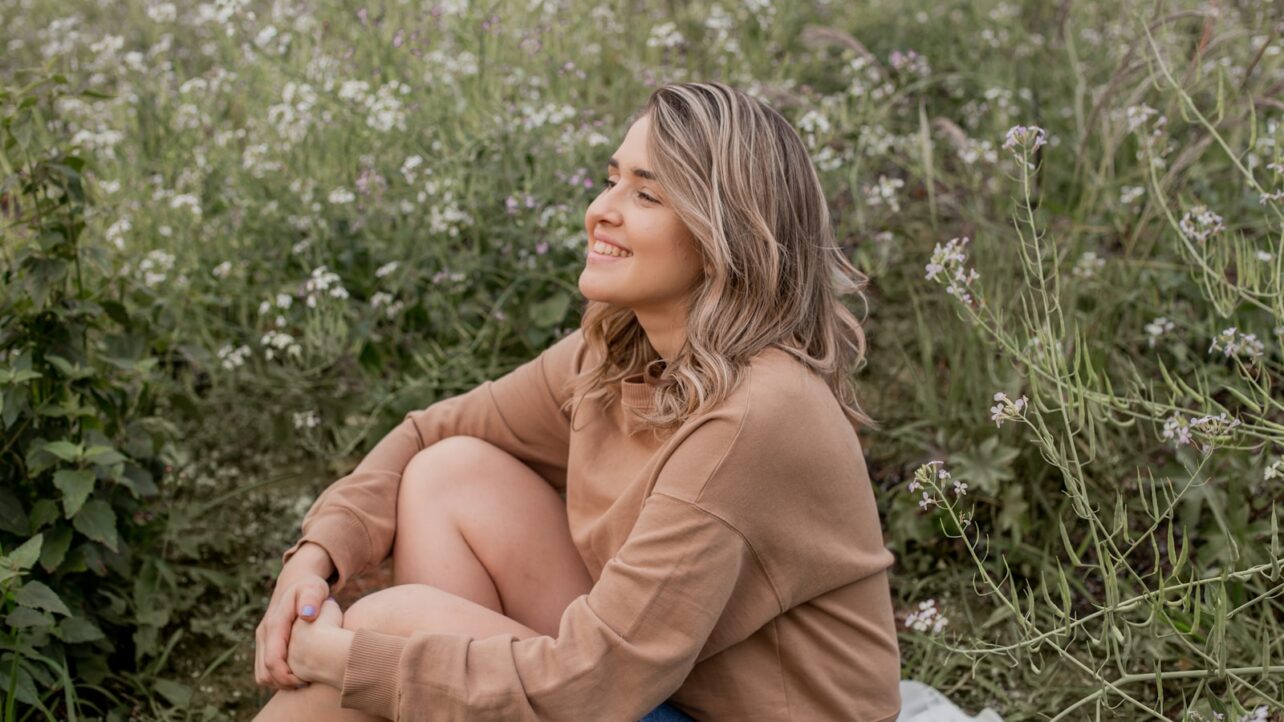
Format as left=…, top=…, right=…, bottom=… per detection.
left=254, top=82, right=899, bottom=722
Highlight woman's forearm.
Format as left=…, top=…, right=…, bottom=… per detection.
left=286, top=541, right=336, bottom=582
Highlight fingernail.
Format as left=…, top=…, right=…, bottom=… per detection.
left=302, top=605, right=316, bottom=616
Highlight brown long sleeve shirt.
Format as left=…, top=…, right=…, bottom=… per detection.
left=282, top=328, right=902, bottom=720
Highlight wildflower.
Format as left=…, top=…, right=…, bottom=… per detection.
left=260, top=330, right=302, bottom=361
left=370, top=292, right=393, bottom=309
left=1208, top=327, right=1265, bottom=359
left=1071, top=250, right=1105, bottom=279
left=328, top=187, right=355, bottom=204
left=646, top=21, right=684, bottom=49
left=1161, top=413, right=1193, bottom=448
left=1256, top=250, right=1274, bottom=262
left=1144, top=317, right=1175, bottom=348
left=1124, top=104, right=1159, bottom=133
left=1264, top=456, right=1283, bottom=482
left=925, top=236, right=981, bottom=306
left=990, top=391, right=1029, bottom=428
left=303, top=265, right=349, bottom=307
left=106, top=217, right=132, bottom=249
left=1119, top=185, right=1145, bottom=205
left=138, top=250, right=176, bottom=287
left=216, top=344, right=251, bottom=371
left=292, top=409, right=320, bottom=430
left=1001, top=125, right=1048, bottom=155
left=1238, top=706, right=1267, bottom=722
left=1258, top=190, right=1284, bottom=205
left=904, top=599, right=949, bottom=634
left=952, top=479, right=968, bottom=496
left=401, top=155, right=425, bottom=184
left=375, top=261, right=400, bottom=278
left=864, top=175, right=906, bottom=214
left=918, top=491, right=936, bottom=510
left=1179, top=205, right=1225, bottom=243
left=212, top=261, right=233, bottom=278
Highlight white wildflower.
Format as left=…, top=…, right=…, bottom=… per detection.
left=990, top=391, right=1028, bottom=428
left=292, top=409, right=320, bottom=429
left=1179, top=205, right=1224, bottom=242
left=1071, top=250, right=1105, bottom=279
left=216, top=344, right=250, bottom=371
left=904, top=599, right=949, bottom=634
left=1144, top=317, right=1175, bottom=348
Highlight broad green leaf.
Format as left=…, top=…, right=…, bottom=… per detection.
left=56, top=615, right=105, bottom=643
left=84, top=445, right=127, bottom=466
left=15, top=580, right=70, bottom=616
left=53, top=468, right=96, bottom=517
left=7, top=533, right=43, bottom=569
left=39, top=525, right=73, bottom=572
left=6, top=606, right=53, bottom=628
left=153, top=679, right=193, bottom=707
left=40, top=439, right=82, bottom=462
left=73, top=499, right=119, bottom=552
left=28, top=498, right=58, bottom=530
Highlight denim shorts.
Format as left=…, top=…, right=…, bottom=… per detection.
left=638, top=700, right=696, bottom=721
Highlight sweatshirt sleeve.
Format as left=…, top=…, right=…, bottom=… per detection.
left=281, top=329, right=586, bottom=590
left=337, top=492, right=771, bottom=720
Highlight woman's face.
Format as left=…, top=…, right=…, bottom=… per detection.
left=579, top=113, right=704, bottom=319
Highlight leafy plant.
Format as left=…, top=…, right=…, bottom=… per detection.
left=0, top=70, right=174, bottom=718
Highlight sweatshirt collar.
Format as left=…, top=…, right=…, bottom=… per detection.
left=620, top=360, right=667, bottom=409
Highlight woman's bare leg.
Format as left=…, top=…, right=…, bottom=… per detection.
left=255, top=436, right=594, bottom=719
left=390, top=435, right=594, bottom=637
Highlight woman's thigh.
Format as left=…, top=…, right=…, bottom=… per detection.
left=394, top=435, right=594, bottom=638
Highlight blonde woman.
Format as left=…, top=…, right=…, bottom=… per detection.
left=253, top=82, right=901, bottom=721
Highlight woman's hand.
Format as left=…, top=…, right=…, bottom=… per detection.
left=254, top=542, right=335, bottom=689
left=287, top=597, right=354, bottom=688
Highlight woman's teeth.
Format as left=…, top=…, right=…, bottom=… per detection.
left=593, top=241, right=633, bottom=257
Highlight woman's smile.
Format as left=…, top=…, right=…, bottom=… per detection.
left=588, top=238, right=634, bottom=261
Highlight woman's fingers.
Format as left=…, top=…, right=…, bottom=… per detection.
left=265, top=591, right=306, bottom=687
left=295, top=576, right=329, bottom=621
left=318, top=596, right=344, bottom=626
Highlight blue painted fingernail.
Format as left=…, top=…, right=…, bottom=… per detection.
left=302, top=605, right=316, bottom=616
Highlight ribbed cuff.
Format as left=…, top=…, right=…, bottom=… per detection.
left=281, top=510, right=369, bottom=591
left=339, top=629, right=408, bottom=719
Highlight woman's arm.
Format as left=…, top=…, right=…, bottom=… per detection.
left=281, top=328, right=587, bottom=590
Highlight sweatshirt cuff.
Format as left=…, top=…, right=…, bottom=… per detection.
left=340, top=628, right=408, bottom=718
left=281, top=509, right=370, bottom=591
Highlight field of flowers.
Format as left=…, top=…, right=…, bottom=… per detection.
left=1, top=0, right=1282, bottom=719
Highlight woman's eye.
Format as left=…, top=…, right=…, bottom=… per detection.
left=601, top=177, right=657, bottom=204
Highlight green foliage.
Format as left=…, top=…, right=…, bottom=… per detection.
left=0, top=71, right=174, bottom=719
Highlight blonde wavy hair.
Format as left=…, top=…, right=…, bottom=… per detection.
left=561, top=81, right=877, bottom=434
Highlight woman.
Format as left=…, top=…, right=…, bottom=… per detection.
left=253, top=82, right=902, bottom=721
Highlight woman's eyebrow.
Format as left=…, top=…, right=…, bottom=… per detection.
left=608, top=157, right=657, bottom=181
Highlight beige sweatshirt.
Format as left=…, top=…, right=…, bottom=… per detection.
left=282, top=328, right=902, bottom=721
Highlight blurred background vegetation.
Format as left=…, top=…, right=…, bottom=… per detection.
left=1, top=0, right=1282, bottom=719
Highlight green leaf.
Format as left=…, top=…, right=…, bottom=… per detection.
left=53, top=468, right=96, bottom=517
left=153, top=679, right=193, bottom=707
left=28, top=498, right=59, bottom=532
left=56, top=615, right=105, bottom=643
left=6, top=606, right=53, bottom=628
left=15, top=580, right=71, bottom=616
left=39, top=525, right=73, bottom=572
left=40, top=439, right=82, bottom=462
left=7, top=533, right=43, bottom=569
left=84, top=445, right=127, bottom=467
left=948, top=435, right=1019, bottom=496
left=0, top=485, right=30, bottom=534
left=73, top=499, right=118, bottom=552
